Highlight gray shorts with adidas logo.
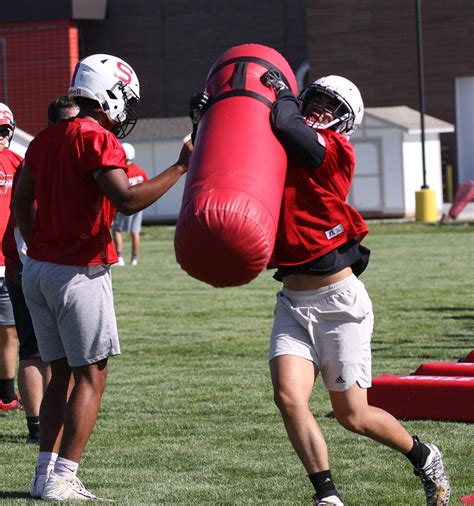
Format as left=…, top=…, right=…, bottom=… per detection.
left=268, top=274, right=373, bottom=392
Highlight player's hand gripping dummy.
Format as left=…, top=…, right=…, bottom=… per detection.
left=174, top=44, right=298, bottom=287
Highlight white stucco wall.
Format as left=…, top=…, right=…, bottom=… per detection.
left=402, top=134, right=444, bottom=216
left=132, top=139, right=186, bottom=222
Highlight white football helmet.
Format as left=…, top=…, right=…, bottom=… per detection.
left=121, top=142, right=135, bottom=161
left=0, top=103, right=16, bottom=142
left=299, top=75, right=364, bottom=137
left=68, top=54, right=140, bottom=138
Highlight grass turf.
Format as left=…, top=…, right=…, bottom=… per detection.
left=0, top=221, right=472, bottom=504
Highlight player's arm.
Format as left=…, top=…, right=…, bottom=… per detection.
left=11, top=165, right=36, bottom=245
left=261, top=70, right=326, bottom=168
left=95, top=140, right=192, bottom=215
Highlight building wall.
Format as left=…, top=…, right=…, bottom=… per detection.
left=0, top=19, right=79, bottom=135
left=305, top=0, right=474, bottom=169
left=77, top=0, right=308, bottom=118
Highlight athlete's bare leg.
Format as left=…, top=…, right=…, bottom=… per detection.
left=270, top=355, right=330, bottom=473
left=329, top=382, right=413, bottom=452
left=18, top=359, right=51, bottom=416
left=0, top=326, right=18, bottom=380
left=131, top=232, right=140, bottom=258
left=58, top=358, right=108, bottom=462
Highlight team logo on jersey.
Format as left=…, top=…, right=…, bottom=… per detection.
left=325, top=224, right=344, bottom=240
left=0, top=166, right=14, bottom=195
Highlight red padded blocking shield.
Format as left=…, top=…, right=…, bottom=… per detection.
left=368, top=374, right=474, bottom=422
left=414, top=362, right=474, bottom=377
left=174, top=44, right=297, bottom=287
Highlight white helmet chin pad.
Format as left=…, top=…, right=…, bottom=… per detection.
left=68, top=54, right=140, bottom=138
left=299, top=75, right=364, bottom=137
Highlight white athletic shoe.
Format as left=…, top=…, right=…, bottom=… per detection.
left=115, top=256, right=125, bottom=267
left=30, top=467, right=51, bottom=498
left=131, top=257, right=138, bottom=266
left=414, top=443, right=451, bottom=506
left=41, top=472, right=97, bottom=501
left=314, top=495, right=344, bottom=506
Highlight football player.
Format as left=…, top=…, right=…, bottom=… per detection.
left=13, top=54, right=191, bottom=501
left=260, top=70, right=450, bottom=506
left=3, top=96, right=79, bottom=444
left=112, top=142, right=149, bottom=266
left=0, top=103, right=22, bottom=414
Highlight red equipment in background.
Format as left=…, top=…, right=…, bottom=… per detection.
left=367, top=374, right=474, bottom=423
left=368, top=351, right=474, bottom=422
left=448, top=180, right=474, bottom=219
left=461, top=350, right=474, bottom=363
left=174, top=44, right=298, bottom=287
left=414, top=361, right=474, bottom=376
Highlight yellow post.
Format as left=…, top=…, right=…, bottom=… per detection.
left=415, top=188, right=438, bottom=222
left=445, top=164, right=454, bottom=202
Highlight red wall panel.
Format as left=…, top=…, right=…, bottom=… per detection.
left=0, top=19, right=79, bottom=135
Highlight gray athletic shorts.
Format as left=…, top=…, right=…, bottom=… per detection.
left=0, top=276, right=15, bottom=326
left=112, top=211, right=143, bottom=233
left=22, top=258, right=121, bottom=367
left=269, top=274, right=373, bottom=392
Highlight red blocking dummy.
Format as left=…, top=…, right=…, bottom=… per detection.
left=174, top=44, right=297, bottom=287
left=368, top=374, right=474, bottom=422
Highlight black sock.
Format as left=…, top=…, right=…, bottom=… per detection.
left=0, top=378, right=16, bottom=403
left=26, top=416, right=40, bottom=439
left=405, top=435, right=431, bottom=468
left=308, top=470, right=340, bottom=500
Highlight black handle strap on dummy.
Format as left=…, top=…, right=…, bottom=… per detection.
left=206, top=56, right=292, bottom=110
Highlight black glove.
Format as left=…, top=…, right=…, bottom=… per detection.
left=189, top=91, right=209, bottom=125
left=260, top=69, right=288, bottom=93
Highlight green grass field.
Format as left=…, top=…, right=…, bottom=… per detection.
left=1, top=222, right=473, bottom=505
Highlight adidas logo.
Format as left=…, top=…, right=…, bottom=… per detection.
left=335, top=376, right=345, bottom=384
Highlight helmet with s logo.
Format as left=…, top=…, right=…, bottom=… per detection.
left=68, top=54, right=140, bottom=138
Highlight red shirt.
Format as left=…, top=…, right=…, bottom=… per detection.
left=272, top=129, right=368, bottom=267
left=25, top=118, right=127, bottom=266
left=2, top=166, right=24, bottom=277
left=0, top=148, right=23, bottom=268
left=126, top=163, right=148, bottom=186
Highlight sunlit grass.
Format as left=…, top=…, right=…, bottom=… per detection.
left=1, top=222, right=472, bottom=504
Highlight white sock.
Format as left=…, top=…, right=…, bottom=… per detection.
left=54, top=456, right=79, bottom=480
left=37, top=452, right=58, bottom=476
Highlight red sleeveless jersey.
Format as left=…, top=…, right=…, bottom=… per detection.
left=272, top=129, right=368, bottom=267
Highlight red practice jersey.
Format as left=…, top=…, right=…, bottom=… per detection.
left=2, top=166, right=24, bottom=277
left=25, top=118, right=128, bottom=266
left=273, top=129, right=368, bottom=267
left=0, top=148, right=23, bottom=268
left=126, top=163, right=148, bottom=186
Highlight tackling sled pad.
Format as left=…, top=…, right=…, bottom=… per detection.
left=414, top=361, right=474, bottom=377
left=174, top=44, right=297, bottom=287
left=368, top=374, right=474, bottom=422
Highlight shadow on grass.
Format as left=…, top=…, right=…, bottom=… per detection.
left=426, top=307, right=474, bottom=320
left=0, top=491, right=31, bottom=499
